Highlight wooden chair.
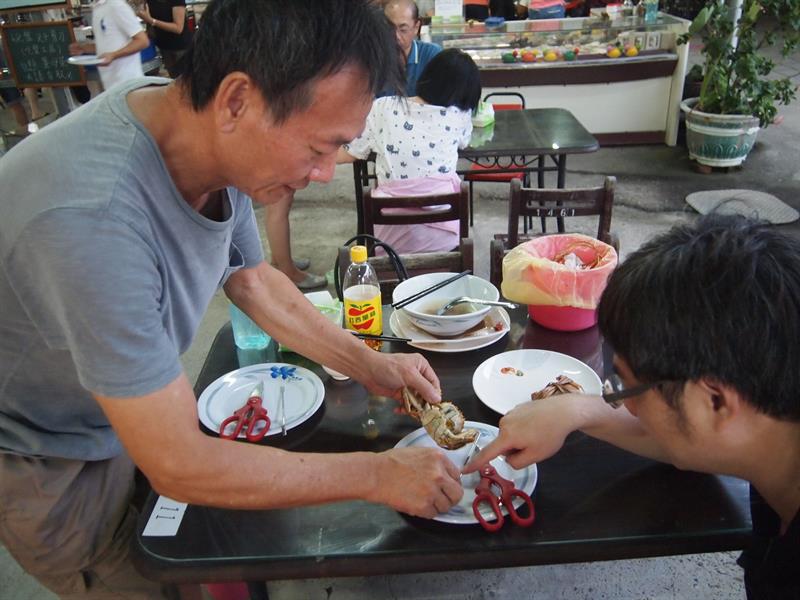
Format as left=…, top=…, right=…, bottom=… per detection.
left=338, top=239, right=474, bottom=299
left=489, top=176, right=617, bottom=289
left=361, top=182, right=469, bottom=250
left=352, top=152, right=378, bottom=234
left=464, top=92, right=528, bottom=226
left=340, top=182, right=472, bottom=297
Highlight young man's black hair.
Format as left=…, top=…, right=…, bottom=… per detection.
left=599, top=214, right=800, bottom=422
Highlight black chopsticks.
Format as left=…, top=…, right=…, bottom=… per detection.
left=391, top=270, right=472, bottom=310
left=354, top=333, right=412, bottom=343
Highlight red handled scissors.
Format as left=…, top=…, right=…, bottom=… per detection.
left=472, top=465, right=535, bottom=532
left=219, top=382, right=271, bottom=442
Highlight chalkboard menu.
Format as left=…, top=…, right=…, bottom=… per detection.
left=1, top=21, right=85, bottom=87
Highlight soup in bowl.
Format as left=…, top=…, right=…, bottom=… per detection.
left=392, top=273, right=499, bottom=337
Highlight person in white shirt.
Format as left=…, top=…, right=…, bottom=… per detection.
left=338, top=49, right=480, bottom=254
left=70, top=0, right=149, bottom=90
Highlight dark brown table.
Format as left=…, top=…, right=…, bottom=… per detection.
left=132, top=308, right=751, bottom=595
left=459, top=107, right=599, bottom=188
left=353, top=108, right=600, bottom=232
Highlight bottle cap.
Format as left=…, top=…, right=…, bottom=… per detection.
left=350, top=245, right=367, bottom=263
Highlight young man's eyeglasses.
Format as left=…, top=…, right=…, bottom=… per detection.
left=602, top=373, right=668, bottom=409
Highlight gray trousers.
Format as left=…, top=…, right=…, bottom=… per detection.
left=0, top=452, right=170, bottom=599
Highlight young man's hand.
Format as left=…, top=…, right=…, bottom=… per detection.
left=462, top=394, right=586, bottom=472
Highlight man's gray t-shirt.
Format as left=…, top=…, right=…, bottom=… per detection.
left=0, top=78, right=264, bottom=460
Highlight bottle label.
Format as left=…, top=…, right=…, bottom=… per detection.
left=344, top=295, right=382, bottom=335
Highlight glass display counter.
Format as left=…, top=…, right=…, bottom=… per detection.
left=431, top=11, right=690, bottom=145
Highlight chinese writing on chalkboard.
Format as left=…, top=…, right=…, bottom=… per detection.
left=1, top=22, right=84, bottom=86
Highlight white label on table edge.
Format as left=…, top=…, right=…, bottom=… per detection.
left=142, top=496, right=187, bottom=537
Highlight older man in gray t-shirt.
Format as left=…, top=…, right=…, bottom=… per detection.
left=0, top=2, right=464, bottom=596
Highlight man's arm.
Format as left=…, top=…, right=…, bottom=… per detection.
left=138, top=5, right=187, bottom=36
left=94, top=373, right=462, bottom=517
left=224, top=261, right=441, bottom=403
left=69, top=41, right=97, bottom=55
left=97, top=31, right=149, bottom=65
left=464, top=393, right=671, bottom=472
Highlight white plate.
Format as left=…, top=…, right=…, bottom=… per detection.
left=389, top=307, right=509, bottom=353
left=67, top=55, right=104, bottom=66
left=472, top=349, right=603, bottom=415
left=394, top=421, right=537, bottom=525
left=197, top=363, right=325, bottom=438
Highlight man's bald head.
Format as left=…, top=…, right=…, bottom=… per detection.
left=384, top=0, right=420, bottom=58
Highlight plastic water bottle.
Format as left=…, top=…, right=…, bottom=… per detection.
left=343, top=246, right=382, bottom=336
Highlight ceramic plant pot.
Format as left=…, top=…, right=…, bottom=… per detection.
left=680, top=98, right=760, bottom=167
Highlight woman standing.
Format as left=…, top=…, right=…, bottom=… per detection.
left=137, top=0, right=192, bottom=77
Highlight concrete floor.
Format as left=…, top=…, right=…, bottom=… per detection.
left=2, top=36, right=799, bottom=600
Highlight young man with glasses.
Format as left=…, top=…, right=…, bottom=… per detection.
left=465, top=215, right=799, bottom=599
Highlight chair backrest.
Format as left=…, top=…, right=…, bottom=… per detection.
left=507, top=176, right=616, bottom=248
left=353, top=151, right=378, bottom=189
left=484, top=92, right=526, bottom=111
left=362, top=182, right=470, bottom=243
left=337, top=239, right=474, bottom=298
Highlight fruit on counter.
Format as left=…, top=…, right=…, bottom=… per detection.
left=501, top=52, right=517, bottom=63
left=521, top=50, right=536, bottom=62
left=563, top=49, right=576, bottom=61
left=625, top=45, right=639, bottom=57
left=512, top=49, right=518, bottom=57
left=544, top=50, right=559, bottom=62
left=606, top=46, right=622, bottom=58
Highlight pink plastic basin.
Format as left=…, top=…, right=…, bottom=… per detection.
left=528, top=304, right=597, bottom=331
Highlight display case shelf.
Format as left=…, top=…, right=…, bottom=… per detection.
left=431, top=12, right=690, bottom=145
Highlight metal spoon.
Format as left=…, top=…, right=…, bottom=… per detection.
left=436, top=297, right=517, bottom=316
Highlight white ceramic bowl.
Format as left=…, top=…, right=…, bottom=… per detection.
left=392, top=273, right=499, bottom=337
left=321, top=364, right=351, bottom=381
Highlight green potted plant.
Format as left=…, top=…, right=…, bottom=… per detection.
left=678, top=0, right=799, bottom=167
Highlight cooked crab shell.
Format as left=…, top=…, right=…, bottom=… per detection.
left=401, top=387, right=479, bottom=450
left=530, top=374, right=584, bottom=400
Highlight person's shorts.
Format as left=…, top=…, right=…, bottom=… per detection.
left=529, top=3, right=566, bottom=18
left=464, top=5, right=490, bottom=20
left=0, top=86, right=23, bottom=106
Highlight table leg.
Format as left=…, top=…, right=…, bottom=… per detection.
left=164, top=584, right=203, bottom=600
left=555, top=154, right=566, bottom=232
left=247, top=581, right=270, bottom=599
left=537, top=155, right=546, bottom=233
left=522, top=164, right=533, bottom=232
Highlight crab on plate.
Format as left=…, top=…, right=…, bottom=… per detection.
left=530, top=374, right=584, bottom=401
left=401, top=387, right=479, bottom=450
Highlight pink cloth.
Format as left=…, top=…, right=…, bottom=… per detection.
left=530, top=0, right=565, bottom=8
left=370, top=175, right=462, bottom=255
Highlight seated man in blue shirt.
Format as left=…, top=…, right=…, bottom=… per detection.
left=384, top=0, right=441, bottom=96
